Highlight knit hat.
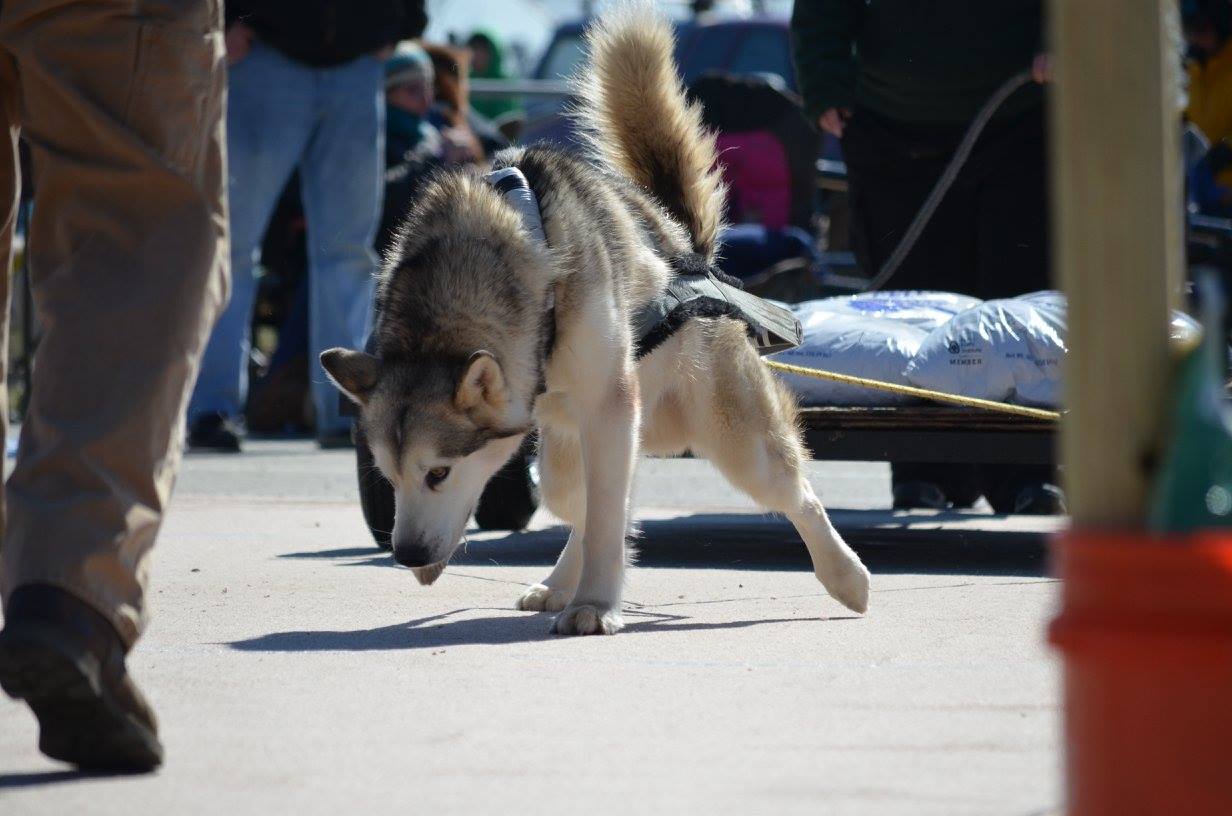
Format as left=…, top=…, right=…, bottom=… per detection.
left=385, top=43, right=434, bottom=89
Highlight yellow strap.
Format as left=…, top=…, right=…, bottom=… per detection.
left=764, top=359, right=1062, bottom=422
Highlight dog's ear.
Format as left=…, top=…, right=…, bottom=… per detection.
left=320, top=348, right=379, bottom=405
left=455, top=350, right=507, bottom=414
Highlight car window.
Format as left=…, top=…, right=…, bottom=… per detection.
left=673, top=23, right=699, bottom=64
left=537, top=34, right=586, bottom=80
left=728, top=28, right=796, bottom=90
left=678, top=27, right=740, bottom=85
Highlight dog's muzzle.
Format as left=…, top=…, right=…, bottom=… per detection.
left=393, top=543, right=447, bottom=585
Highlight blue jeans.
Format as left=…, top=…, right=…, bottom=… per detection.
left=189, top=41, right=383, bottom=436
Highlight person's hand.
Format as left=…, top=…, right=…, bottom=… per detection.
left=818, top=107, right=852, bottom=138
left=1032, top=53, right=1053, bottom=84
left=226, top=22, right=255, bottom=66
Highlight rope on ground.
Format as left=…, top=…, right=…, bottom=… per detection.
left=763, top=359, right=1062, bottom=421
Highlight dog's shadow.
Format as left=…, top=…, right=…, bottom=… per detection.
left=0, top=770, right=141, bottom=790
left=250, top=510, right=1047, bottom=653
left=227, top=607, right=861, bottom=652
left=278, top=510, right=1051, bottom=578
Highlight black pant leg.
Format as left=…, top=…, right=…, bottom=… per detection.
left=972, top=105, right=1051, bottom=298
left=842, top=108, right=979, bottom=293
left=969, top=106, right=1059, bottom=491
left=844, top=109, right=986, bottom=503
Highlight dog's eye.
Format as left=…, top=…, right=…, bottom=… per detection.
left=425, top=466, right=451, bottom=490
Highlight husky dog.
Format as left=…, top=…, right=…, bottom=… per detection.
left=321, top=6, right=871, bottom=635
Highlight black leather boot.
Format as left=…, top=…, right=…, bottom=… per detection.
left=0, top=584, right=163, bottom=771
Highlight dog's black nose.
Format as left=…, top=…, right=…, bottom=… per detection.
left=392, top=542, right=434, bottom=568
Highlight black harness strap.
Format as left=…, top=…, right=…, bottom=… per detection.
left=484, top=165, right=801, bottom=378
left=537, top=299, right=556, bottom=394
left=484, top=166, right=557, bottom=394
left=633, top=253, right=802, bottom=360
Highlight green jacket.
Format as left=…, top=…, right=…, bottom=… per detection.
left=789, top=0, right=1044, bottom=126
left=469, top=28, right=522, bottom=123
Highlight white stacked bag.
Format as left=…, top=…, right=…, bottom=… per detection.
left=773, top=290, right=1200, bottom=409
left=904, top=291, right=1067, bottom=407
left=769, top=291, right=980, bottom=406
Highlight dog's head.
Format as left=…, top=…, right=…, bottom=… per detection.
left=321, top=348, right=531, bottom=579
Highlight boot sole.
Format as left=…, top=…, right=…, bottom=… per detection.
left=0, top=625, right=163, bottom=772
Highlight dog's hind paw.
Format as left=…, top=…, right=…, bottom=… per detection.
left=552, top=604, right=623, bottom=636
left=516, top=584, right=571, bottom=613
left=818, top=560, right=871, bottom=615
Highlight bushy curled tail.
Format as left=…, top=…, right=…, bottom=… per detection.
left=572, top=4, right=726, bottom=259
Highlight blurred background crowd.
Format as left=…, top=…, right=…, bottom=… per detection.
left=8, top=0, right=1232, bottom=498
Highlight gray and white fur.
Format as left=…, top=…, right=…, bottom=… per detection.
left=321, top=5, right=870, bottom=635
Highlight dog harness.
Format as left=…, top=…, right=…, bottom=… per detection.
left=484, top=166, right=803, bottom=362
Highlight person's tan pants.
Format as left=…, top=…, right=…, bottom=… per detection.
left=0, top=0, right=229, bottom=647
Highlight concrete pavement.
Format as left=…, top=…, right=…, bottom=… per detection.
left=0, top=442, right=1064, bottom=815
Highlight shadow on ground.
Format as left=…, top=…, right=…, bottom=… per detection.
left=278, top=510, right=1052, bottom=578
left=227, top=606, right=863, bottom=653
left=241, top=512, right=1048, bottom=654
left=0, top=770, right=143, bottom=789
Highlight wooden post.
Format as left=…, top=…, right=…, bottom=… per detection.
left=1050, top=0, right=1183, bottom=527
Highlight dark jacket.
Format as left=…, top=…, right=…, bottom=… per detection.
left=789, top=0, right=1043, bottom=126
left=228, top=1, right=427, bottom=67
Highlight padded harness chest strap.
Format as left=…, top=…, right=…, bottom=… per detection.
left=633, top=253, right=803, bottom=359
left=486, top=166, right=549, bottom=247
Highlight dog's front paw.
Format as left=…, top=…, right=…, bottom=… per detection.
left=552, top=603, right=624, bottom=636
left=516, top=583, right=572, bottom=613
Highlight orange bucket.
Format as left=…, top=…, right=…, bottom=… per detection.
left=1049, top=531, right=1232, bottom=815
